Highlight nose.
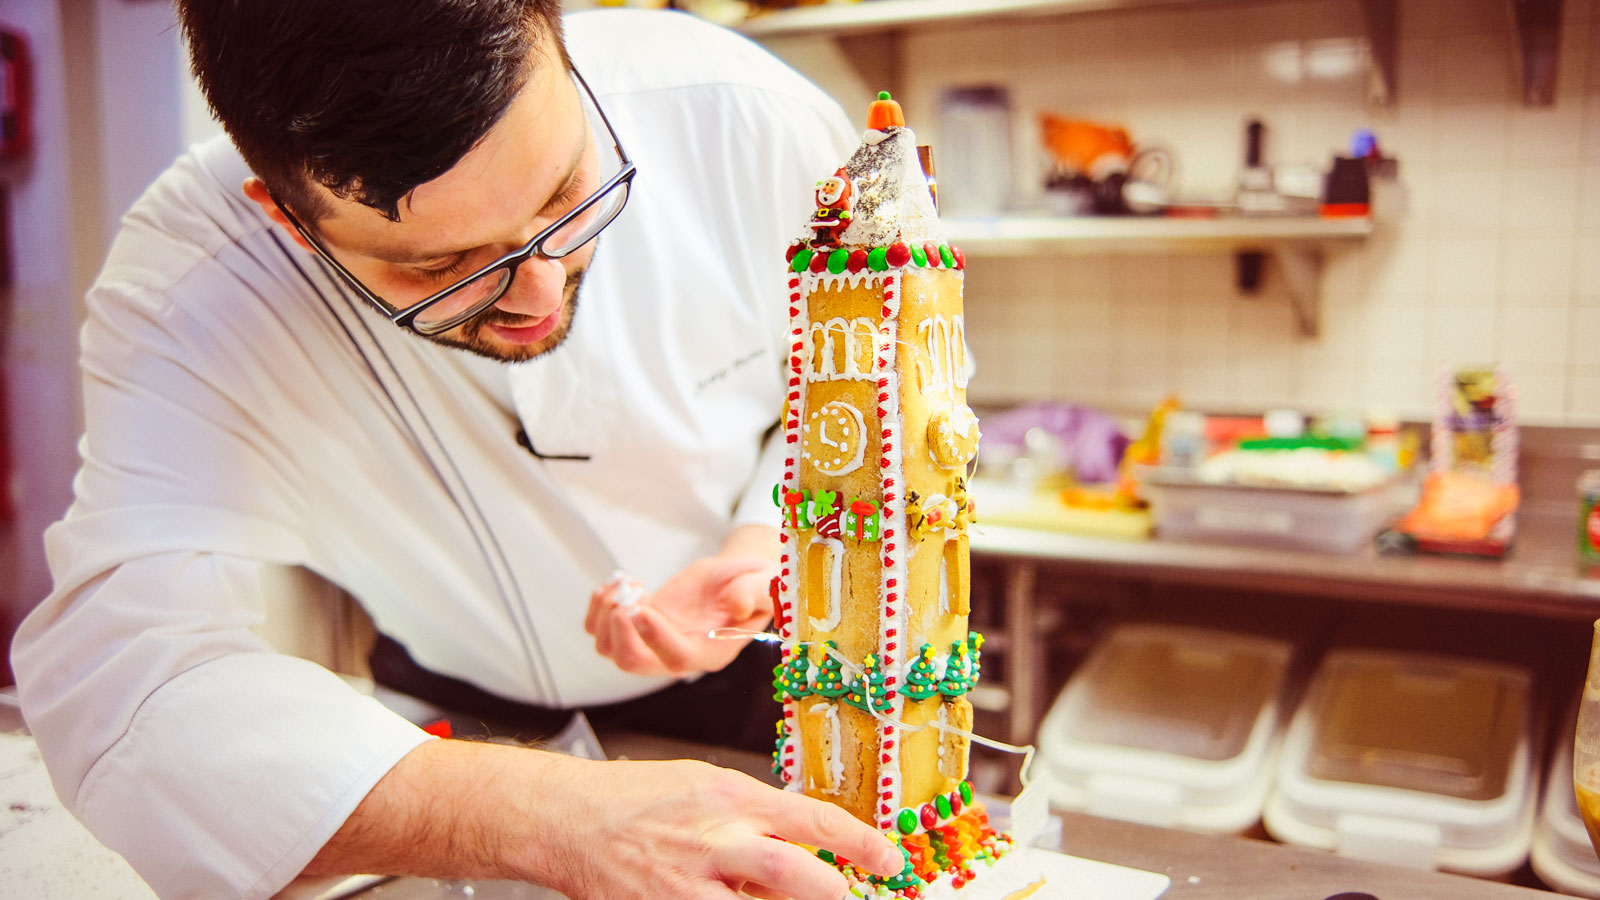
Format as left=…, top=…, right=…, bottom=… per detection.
left=492, top=254, right=569, bottom=319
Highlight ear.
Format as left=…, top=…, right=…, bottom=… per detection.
left=242, top=177, right=314, bottom=252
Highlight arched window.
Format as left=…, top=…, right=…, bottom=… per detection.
left=806, top=537, right=844, bottom=632
left=805, top=316, right=876, bottom=382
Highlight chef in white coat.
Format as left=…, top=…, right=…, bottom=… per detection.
left=10, top=2, right=903, bottom=899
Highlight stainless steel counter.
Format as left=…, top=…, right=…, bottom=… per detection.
left=972, top=508, right=1599, bottom=745
left=974, top=510, right=1598, bottom=618
left=2, top=692, right=1576, bottom=899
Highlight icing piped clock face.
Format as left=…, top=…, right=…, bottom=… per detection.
left=803, top=400, right=868, bottom=476
left=929, top=403, right=981, bottom=469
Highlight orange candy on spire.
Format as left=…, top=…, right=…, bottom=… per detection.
left=867, top=90, right=905, bottom=130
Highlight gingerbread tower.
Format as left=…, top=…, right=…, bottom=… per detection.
left=771, top=94, right=1001, bottom=895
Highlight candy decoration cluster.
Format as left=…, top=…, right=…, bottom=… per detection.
left=814, top=783, right=1014, bottom=899
left=787, top=240, right=966, bottom=275
left=775, top=486, right=885, bottom=541
left=771, top=635, right=984, bottom=706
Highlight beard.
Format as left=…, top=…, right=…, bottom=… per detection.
left=425, top=264, right=587, bottom=363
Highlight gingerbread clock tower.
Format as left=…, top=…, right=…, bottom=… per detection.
left=769, top=91, right=986, bottom=868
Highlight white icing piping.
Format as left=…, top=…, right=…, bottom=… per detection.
left=803, top=401, right=868, bottom=477
left=953, top=315, right=969, bottom=390
left=937, top=548, right=950, bottom=616
left=805, top=316, right=878, bottom=382
left=807, top=536, right=845, bottom=632
left=811, top=269, right=882, bottom=292
left=916, top=314, right=965, bottom=395
left=816, top=699, right=844, bottom=796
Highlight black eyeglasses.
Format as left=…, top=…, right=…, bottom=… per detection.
left=273, top=66, right=635, bottom=336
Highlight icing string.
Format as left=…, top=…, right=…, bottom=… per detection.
left=707, top=627, right=1037, bottom=786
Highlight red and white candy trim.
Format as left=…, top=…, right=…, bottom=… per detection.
left=873, top=269, right=911, bottom=830
left=778, top=272, right=807, bottom=790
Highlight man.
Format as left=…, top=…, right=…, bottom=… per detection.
left=11, top=2, right=902, bottom=898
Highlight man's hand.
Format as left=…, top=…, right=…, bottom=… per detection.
left=586, top=526, right=780, bottom=677
left=305, top=740, right=904, bottom=900
left=543, top=755, right=902, bottom=900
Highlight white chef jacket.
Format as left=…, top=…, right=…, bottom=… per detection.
left=11, top=10, right=857, bottom=899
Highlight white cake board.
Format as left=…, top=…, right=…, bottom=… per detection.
left=921, top=847, right=1169, bottom=900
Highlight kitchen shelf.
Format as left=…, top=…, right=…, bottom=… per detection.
left=737, top=0, right=1400, bottom=104
left=945, top=214, right=1373, bottom=336
left=943, top=214, right=1371, bottom=253
left=736, top=0, right=1202, bottom=38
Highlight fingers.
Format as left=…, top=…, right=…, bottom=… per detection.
left=606, top=608, right=669, bottom=676
left=721, top=836, right=850, bottom=900
left=633, top=605, right=709, bottom=674
left=586, top=571, right=627, bottom=637
left=724, top=554, right=781, bottom=574
left=585, top=589, right=608, bottom=643
left=593, top=604, right=615, bottom=659
left=700, top=554, right=780, bottom=602
left=704, top=555, right=781, bottom=592
left=585, top=589, right=606, bottom=638
left=760, top=792, right=903, bottom=878
left=730, top=608, right=773, bottom=634
left=589, top=572, right=644, bottom=659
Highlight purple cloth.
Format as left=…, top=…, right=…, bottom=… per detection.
left=980, top=403, right=1131, bottom=484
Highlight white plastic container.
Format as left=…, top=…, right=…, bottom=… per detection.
left=1264, top=649, right=1536, bottom=877
left=1039, top=623, right=1294, bottom=833
left=1532, top=702, right=1600, bottom=897
left=1143, top=472, right=1410, bottom=554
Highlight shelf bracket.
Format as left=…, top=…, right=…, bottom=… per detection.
left=1235, top=244, right=1323, bottom=338
left=1510, top=0, right=1563, bottom=106
left=1359, top=0, right=1398, bottom=105
left=1275, top=245, right=1324, bottom=338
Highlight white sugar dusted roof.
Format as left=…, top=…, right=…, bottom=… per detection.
left=802, top=125, right=945, bottom=249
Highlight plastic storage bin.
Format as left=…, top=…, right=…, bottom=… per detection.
left=1039, top=623, right=1294, bottom=833
left=1143, top=476, right=1409, bottom=553
left=1264, top=648, right=1536, bottom=877
left=1532, top=702, right=1600, bottom=897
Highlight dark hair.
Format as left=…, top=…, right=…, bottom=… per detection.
left=176, top=0, right=567, bottom=223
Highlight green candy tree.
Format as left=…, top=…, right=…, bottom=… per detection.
left=773, top=645, right=812, bottom=701
left=967, top=632, right=985, bottom=686
left=770, top=658, right=788, bottom=702
left=903, top=643, right=940, bottom=701
left=937, top=640, right=971, bottom=698
left=871, top=844, right=920, bottom=892
left=813, top=641, right=848, bottom=698
left=771, top=719, right=787, bottom=776
left=844, top=653, right=893, bottom=714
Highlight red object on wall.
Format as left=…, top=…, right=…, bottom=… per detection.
left=0, top=29, right=31, bottom=162
left=0, top=27, right=28, bottom=526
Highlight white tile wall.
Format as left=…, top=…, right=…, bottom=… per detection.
left=789, top=0, right=1600, bottom=424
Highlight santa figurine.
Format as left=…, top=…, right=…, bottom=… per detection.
left=807, top=167, right=853, bottom=248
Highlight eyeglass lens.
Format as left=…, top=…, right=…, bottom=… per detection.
left=545, top=180, right=629, bottom=256
left=413, top=268, right=514, bottom=329
left=409, top=75, right=629, bottom=332
left=410, top=177, right=629, bottom=331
